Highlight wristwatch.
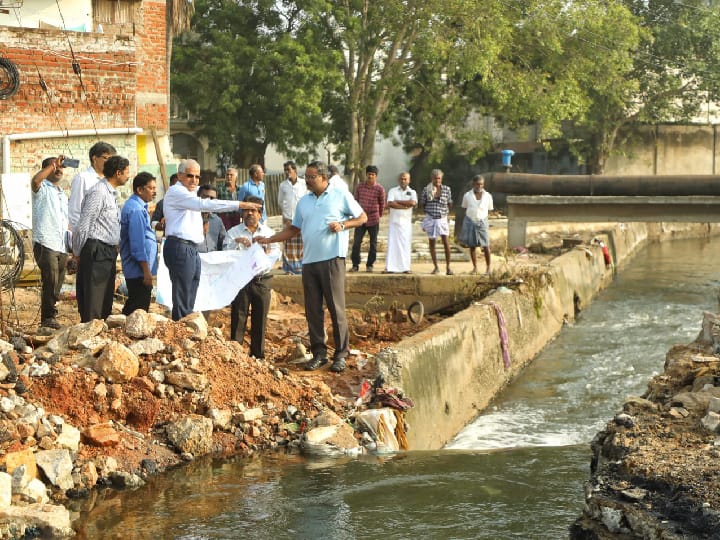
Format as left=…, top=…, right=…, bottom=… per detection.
left=340, top=222, right=345, bottom=230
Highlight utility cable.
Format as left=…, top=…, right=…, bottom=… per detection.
left=55, top=0, right=100, bottom=136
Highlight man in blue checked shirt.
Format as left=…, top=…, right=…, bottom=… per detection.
left=31, top=156, right=70, bottom=329
left=120, top=172, right=158, bottom=315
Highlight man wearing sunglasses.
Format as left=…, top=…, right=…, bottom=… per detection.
left=162, top=159, right=261, bottom=321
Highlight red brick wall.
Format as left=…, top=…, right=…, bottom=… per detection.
left=0, top=27, right=138, bottom=134
left=135, top=0, right=169, bottom=131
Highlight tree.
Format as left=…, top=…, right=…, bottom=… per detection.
left=566, top=0, right=720, bottom=173
left=304, top=0, right=517, bottom=186
left=171, top=0, right=335, bottom=167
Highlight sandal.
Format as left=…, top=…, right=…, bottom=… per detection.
left=446, top=269, right=454, bottom=276
left=431, top=267, right=440, bottom=275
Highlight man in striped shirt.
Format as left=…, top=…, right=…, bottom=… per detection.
left=350, top=165, right=385, bottom=272
left=72, top=156, right=130, bottom=322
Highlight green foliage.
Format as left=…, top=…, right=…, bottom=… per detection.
left=171, top=0, right=336, bottom=167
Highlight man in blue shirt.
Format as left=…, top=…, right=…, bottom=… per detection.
left=120, top=172, right=158, bottom=315
left=238, top=164, right=267, bottom=222
left=257, top=160, right=367, bottom=373
left=31, top=156, right=70, bottom=329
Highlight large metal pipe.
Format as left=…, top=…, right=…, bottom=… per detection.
left=486, top=173, right=720, bottom=196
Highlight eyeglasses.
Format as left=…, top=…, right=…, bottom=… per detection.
left=305, top=174, right=320, bottom=181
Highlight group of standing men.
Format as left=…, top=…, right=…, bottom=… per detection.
left=346, top=166, right=493, bottom=276
left=31, top=145, right=492, bottom=374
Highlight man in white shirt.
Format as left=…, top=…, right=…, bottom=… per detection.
left=459, top=175, right=494, bottom=274
left=385, top=171, right=417, bottom=273
left=277, top=160, right=307, bottom=274
left=226, top=196, right=280, bottom=358
left=68, top=141, right=116, bottom=229
left=328, top=164, right=349, bottom=192
left=162, top=159, right=261, bottom=321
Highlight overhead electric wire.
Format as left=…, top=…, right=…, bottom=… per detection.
left=55, top=0, right=100, bottom=136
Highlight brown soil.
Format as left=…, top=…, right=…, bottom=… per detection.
left=0, top=285, right=440, bottom=478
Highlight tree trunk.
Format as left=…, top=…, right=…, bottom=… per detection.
left=234, top=141, right=268, bottom=169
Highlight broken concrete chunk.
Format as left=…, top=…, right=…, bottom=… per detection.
left=95, top=342, right=139, bottom=383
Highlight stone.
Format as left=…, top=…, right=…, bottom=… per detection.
left=165, top=414, right=213, bottom=455
left=79, top=462, right=98, bottom=489
left=14, top=476, right=48, bottom=504
left=207, top=408, right=232, bottom=430
left=0, top=340, right=14, bottom=354
left=709, top=396, right=720, bottom=414
left=82, top=423, right=120, bottom=447
left=77, top=336, right=109, bottom=356
left=0, top=503, right=72, bottom=537
left=672, top=388, right=720, bottom=413
left=302, top=423, right=361, bottom=457
left=0, top=363, right=9, bottom=383
left=105, top=314, right=127, bottom=328
left=165, top=371, right=208, bottom=392
left=28, top=362, right=50, bottom=377
left=16, top=422, right=35, bottom=440
left=55, top=424, right=81, bottom=451
left=149, top=369, right=165, bottom=384
left=94, top=456, right=118, bottom=478
left=701, top=411, right=720, bottom=432
left=125, top=310, right=156, bottom=339
left=109, top=471, right=145, bottom=489
left=149, top=313, right=169, bottom=324
left=140, top=459, right=157, bottom=475
left=236, top=407, right=263, bottom=423
left=45, top=328, right=70, bottom=355
left=182, top=312, right=208, bottom=341
left=4, top=449, right=37, bottom=483
left=0, top=397, right=13, bottom=414
left=668, top=406, right=690, bottom=419
left=35, top=450, right=74, bottom=490
left=67, top=320, right=107, bottom=349
left=0, top=472, right=10, bottom=508
left=311, top=410, right=343, bottom=427
left=35, top=419, right=54, bottom=440
left=94, top=382, right=107, bottom=398
left=613, top=413, right=634, bottom=428
left=129, top=337, right=165, bottom=356
left=95, top=342, right=139, bottom=383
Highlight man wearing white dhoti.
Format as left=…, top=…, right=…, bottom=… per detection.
left=385, top=172, right=417, bottom=273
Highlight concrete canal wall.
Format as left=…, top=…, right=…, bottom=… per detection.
left=377, top=222, right=720, bottom=450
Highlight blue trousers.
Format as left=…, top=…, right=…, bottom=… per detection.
left=163, top=237, right=201, bottom=321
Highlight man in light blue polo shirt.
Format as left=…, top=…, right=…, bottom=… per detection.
left=257, top=160, right=367, bottom=373
left=31, top=156, right=70, bottom=329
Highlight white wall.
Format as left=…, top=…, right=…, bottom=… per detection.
left=2, top=0, right=92, bottom=31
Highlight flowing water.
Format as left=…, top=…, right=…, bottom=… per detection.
left=74, top=237, right=720, bottom=539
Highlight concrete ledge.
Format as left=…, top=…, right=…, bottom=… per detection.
left=377, top=222, right=720, bottom=450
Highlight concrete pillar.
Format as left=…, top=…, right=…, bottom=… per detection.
left=508, top=219, right=527, bottom=248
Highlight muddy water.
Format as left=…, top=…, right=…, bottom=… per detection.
left=74, top=237, right=720, bottom=539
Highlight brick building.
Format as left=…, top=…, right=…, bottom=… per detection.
left=0, top=0, right=176, bottom=219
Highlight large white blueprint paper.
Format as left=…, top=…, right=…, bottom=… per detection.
left=156, top=243, right=277, bottom=312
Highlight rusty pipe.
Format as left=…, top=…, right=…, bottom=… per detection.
left=485, top=173, right=720, bottom=196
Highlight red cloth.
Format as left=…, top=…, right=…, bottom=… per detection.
left=354, top=183, right=386, bottom=226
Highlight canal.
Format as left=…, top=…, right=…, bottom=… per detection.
left=74, top=236, right=720, bottom=539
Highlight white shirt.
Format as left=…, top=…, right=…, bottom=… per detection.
left=277, top=177, right=307, bottom=220
left=462, top=189, right=494, bottom=222
left=329, top=174, right=349, bottom=192
left=163, top=183, right=242, bottom=244
left=68, top=165, right=103, bottom=228
left=226, top=222, right=281, bottom=275
left=387, top=186, right=417, bottom=225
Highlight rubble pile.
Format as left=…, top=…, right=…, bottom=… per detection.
left=0, top=304, right=419, bottom=538
left=571, top=311, right=720, bottom=538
